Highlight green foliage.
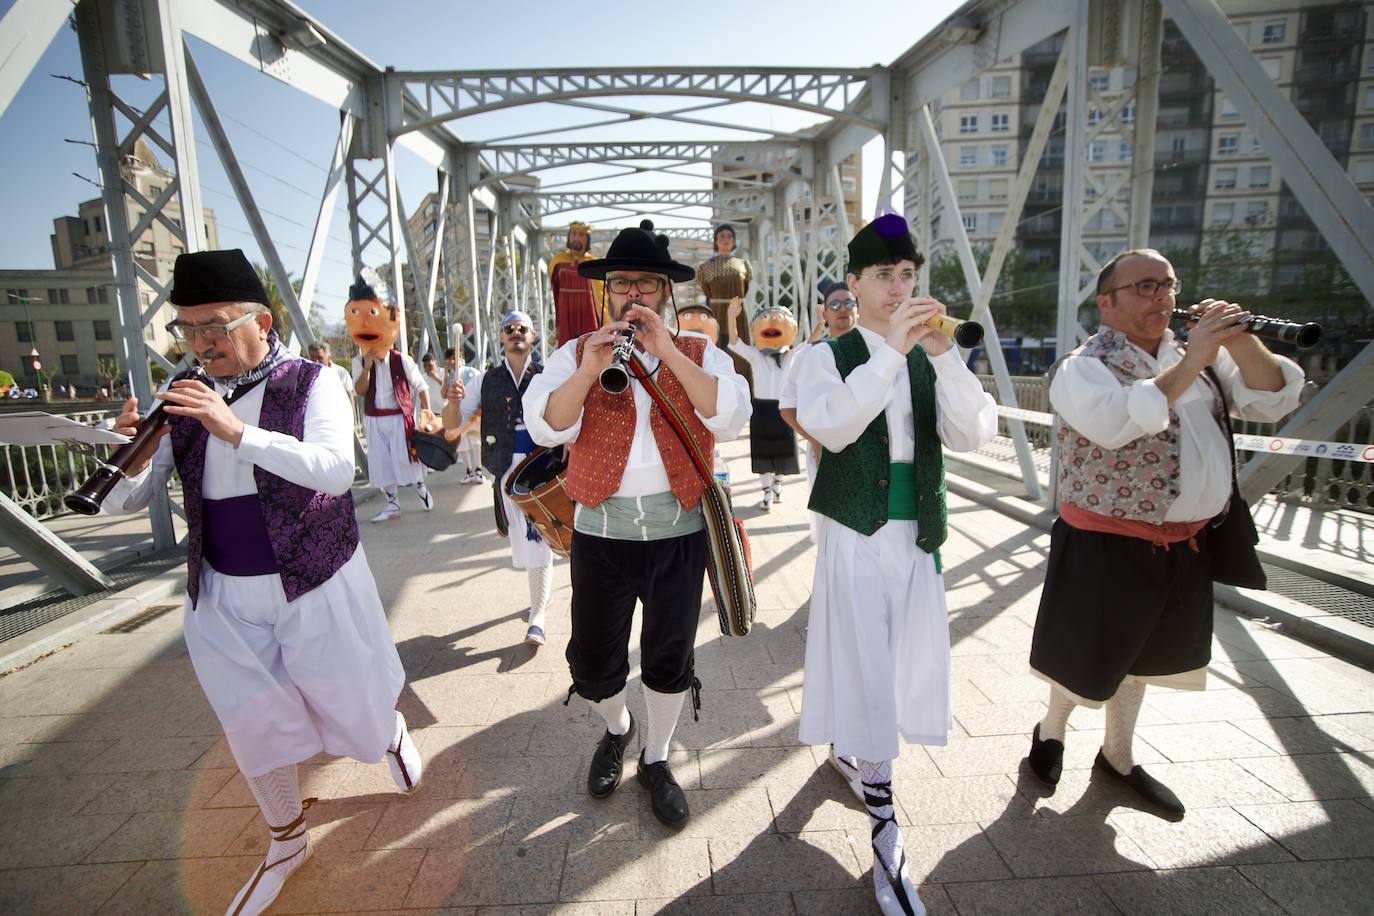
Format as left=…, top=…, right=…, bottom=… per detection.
left=927, top=243, right=1060, bottom=337
left=0, top=370, right=14, bottom=388
left=150, top=365, right=168, bottom=384
left=333, top=356, right=352, bottom=373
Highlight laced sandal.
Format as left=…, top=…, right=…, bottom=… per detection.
left=828, top=745, right=866, bottom=804
left=863, top=780, right=925, bottom=916
left=387, top=711, right=423, bottom=792
left=226, top=798, right=317, bottom=916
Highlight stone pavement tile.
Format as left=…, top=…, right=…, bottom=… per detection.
left=708, top=831, right=862, bottom=895
left=954, top=701, right=1046, bottom=737
left=0, top=773, right=117, bottom=816
left=505, top=788, right=641, bottom=846
left=0, top=861, right=141, bottom=915
left=1239, top=859, right=1374, bottom=916
left=948, top=617, right=1036, bottom=657
left=0, top=812, right=128, bottom=868
left=38, top=630, right=190, bottom=671
left=897, top=774, right=1032, bottom=826
left=560, top=836, right=710, bottom=901
left=408, top=675, right=500, bottom=727
left=525, top=719, right=612, bottom=758
left=1327, top=712, right=1374, bottom=746
left=1143, top=686, right=1308, bottom=724
left=228, top=799, right=387, bottom=862
left=963, top=669, right=1050, bottom=706
left=484, top=673, right=557, bottom=723
left=270, top=848, right=428, bottom=913
left=1131, top=722, right=1278, bottom=762
left=0, top=713, right=76, bottom=746
left=639, top=786, right=775, bottom=841
left=366, top=796, right=512, bottom=849
left=891, top=743, right=942, bottom=780
left=1094, top=866, right=1287, bottom=916
left=473, top=904, right=629, bottom=916
left=699, top=745, right=818, bottom=792
left=415, top=754, right=580, bottom=800
left=1017, top=766, right=1161, bottom=818
left=1108, top=807, right=1295, bottom=869
left=95, top=855, right=260, bottom=915
left=1236, top=752, right=1374, bottom=802
left=84, top=807, right=255, bottom=861
left=1051, top=728, right=1167, bottom=771
left=205, top=761, right=351, bottom=809
left=1089, top=760, right=1289, bottom=810
left=729, top=662, right=803, bottom=690
left=0, top=739, right=118, bottom=778
left=637, top=891, right=796, bottom=915
left=792, top=884, right=958, bottom=916
left=80, top=736, right=219, bottom=774
left=1236, top=799, right=1374, bottom=860
left=1232, top=714, right=1374, bottom=756
left=847, top=821, right=1013, bottom=885
left=769, top=782, right=874, bottom=833
left=982, top=815, right=1155, bottom=878
left=943, top=876, right=1119, bottom=915
left=80, top=768, right=235, bottom=814
left=1230, top=658, right=1374, bottom=715
left=925, top=735, right=1036, bottom=777
left=0, top=666, right=135, bottom=716
left=189, top=735, right=237, bottom=771
left=420, top=723, right=538, bottom=761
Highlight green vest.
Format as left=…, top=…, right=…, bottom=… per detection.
left=807, top=331, right=948, bottom=556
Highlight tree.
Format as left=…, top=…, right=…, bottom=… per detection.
left=253, top=263, right=303, bottom=343
left=926, top=243, right=1059, bottom=337
left=96, top=356, right=122, bottom=394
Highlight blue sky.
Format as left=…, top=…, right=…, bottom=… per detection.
left=0, top=1, right=962, bottom=323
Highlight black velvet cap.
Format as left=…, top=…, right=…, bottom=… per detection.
left=846, top=214, right=924, bottom=276
left=349, top=276, right=380, bottom=301
left=578, top=219, right=695, bottom=282
left=169, top=249, right=269, bottom=307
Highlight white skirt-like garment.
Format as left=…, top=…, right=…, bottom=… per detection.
left=501, top=451, right=554, bottom=570
left=363, top=413, right=425, bottom=488
left=182, top=545, right=406, bottom=777
left=798, top=517, right=952, bottom=762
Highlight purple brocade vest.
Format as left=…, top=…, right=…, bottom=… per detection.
left=171, top=358, right=361, bottom=608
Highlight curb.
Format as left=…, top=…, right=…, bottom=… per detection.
left=944, top=469, right=1374, bottom=672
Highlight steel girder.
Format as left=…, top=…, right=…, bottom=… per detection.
left=476, top=142, right=803, bottom=187
left=390, top=68, right=881, bottom=137
left=523, top=189, right=770, bottom=222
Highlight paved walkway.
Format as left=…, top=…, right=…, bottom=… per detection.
left=2, top=438, right=1373, bottom=915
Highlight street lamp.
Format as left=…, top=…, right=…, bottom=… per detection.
left=7, top=291, right=40, bottom=384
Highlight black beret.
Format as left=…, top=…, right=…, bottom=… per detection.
left=169, top=249, right=269, bottom=307
left=846, top=214, right=924, bottom=277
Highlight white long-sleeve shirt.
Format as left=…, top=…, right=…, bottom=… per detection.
left=727, top=340, right=796, bottom=401
left=1051, top=329, right=1303, bottom=522
left=352, top=352, right=427, bottom=412
left=523, top=338, right=751, bottom=498
left=796, top=325, right=998, bottom=459
left=105, top=364, right=356, bottom=513
left=458, top=357, right=537, bottom=430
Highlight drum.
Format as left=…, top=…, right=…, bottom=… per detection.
left=412, top=430, right=457, bottom=471
left=505, top=446, right=575, bottom=558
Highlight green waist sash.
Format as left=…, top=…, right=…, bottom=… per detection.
left=887, top=462, right=917, bottom=520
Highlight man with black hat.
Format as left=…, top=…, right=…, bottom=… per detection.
left=449, top=309, right=555, bottom=646
left=103, top=249, right=422, bottom=916
left=795, top=215, right=997, bottom=916
left=524, top=220, right=750, bottom=829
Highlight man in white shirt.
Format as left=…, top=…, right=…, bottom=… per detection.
left=525, top=219, right=750, bottom=829
left=443, top=347, right=484, bottom=483
left=307, top=340, right=356, bottom=416
left=1026, top=248, right=1303, bottom=819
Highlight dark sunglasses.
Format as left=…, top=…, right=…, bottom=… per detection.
left=502, top=324, right=531, bottom=335
left=825, top=298, right=858, bottom=311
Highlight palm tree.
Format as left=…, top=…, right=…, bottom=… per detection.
left=253, top=262, right=302, bottom=341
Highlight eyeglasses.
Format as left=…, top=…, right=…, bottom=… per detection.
left=607, top=276, right=666, bottom=295
left=824, top=298, right=858, bottom=311
left=857, top=269, right=919, bottom=288
left=1103, top=277, right=1183, bottom=298
left=502, top=324, right=531, bottom=336
left=165, top=311, right=259, bottom=342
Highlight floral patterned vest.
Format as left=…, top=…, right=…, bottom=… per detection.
left=1056, top=326, right=1190, bottom=524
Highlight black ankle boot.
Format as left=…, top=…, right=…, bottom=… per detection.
left=587, top=714, right=635, bottom=798
left=1028, top=722, right=1064, bottom=785
left=636, top=750, right=689, bottom=828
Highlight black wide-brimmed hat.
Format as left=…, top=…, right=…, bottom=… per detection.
left=169, top=249, right=269, bottom=307
left=578, top=219, right=694, bottom=282
left=846, top=214, right=925, bottom=276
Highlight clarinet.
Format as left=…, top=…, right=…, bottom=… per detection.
left=64, top=365, right=211, bottom=516
left=1171, top=307, right=1323, bottom=349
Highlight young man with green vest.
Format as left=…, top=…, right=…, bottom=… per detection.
left=794, top=214, right=997, bottom=916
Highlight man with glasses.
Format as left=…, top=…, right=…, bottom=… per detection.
left=104, top=250, right=420, bottom=916
left=451, top=311, right=555, bottom=645
left=795, top=215, right=997, bottom=916
left=525, top=219, right=750, bottom=829
left=1026, top=248, right=1302, bottom=818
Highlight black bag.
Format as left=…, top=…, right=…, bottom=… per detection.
left=1203, top=367, right=1266, bottom=590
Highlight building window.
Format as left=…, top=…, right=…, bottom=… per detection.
left=55, top=320, right=74, bottom=342
left=1218, top=134, right=1239, bottom=155
left=1121, top=103, right=1135, bottom=124
left=990, top=76, right=1012, bottom=98
left=960, top=146, right=978, bottom=167
left=962, top=214, right=977, bottom=233
left=1354, top=160, right=1374, bottom=182
left=15, top=321, right=34, bottom=342
left=1248, top=165, right=1270, bottom=188
left=987, top=212, right=1005, bottom=234
left=1087, top=108, right=1102, bottom=127
left=1090, top=71, right=1109, bottom=93
left=1171, top=137, right=1187, bottom=157
left=1261, top=20, right=1284, bottom=43
left=1262, top=58, right=1281, bottom=80
left=94, top=320, right=112, bottom=340
left=1212, top=202, right=1235, bottom=224
left=5, top=288, right=29, bottom=305
left=1088, top=141, right=1106, bottom=162
left=1360, top=124, right=1374, bottom=147
left=1215, top=168, right=1238, bottom=189
left=959, top=114, right=979, bottom=134
left=1220, top=97, right=1239, bottom=119
left=56, top=288, right=69, bottom=305
left=1245, top=201, right=1270, bottom=224
left=988, top=179, right=1009, bottom=200
left=990, top=112, right=1010, bottom=132
left=958, top=179, right=978, bottom=201
left=1119, top=142, right=1133, bottom=161
left=94, top=215, right=102, bottom=234
left=1365, top=86, right=1374, bottom=110
left=1252, top=136, right=1263, bottom=153
left=61, top=355, right=81, bottom=375
left=960, top=79, right=980, bottom=101
left=991, top=146, right=1009, bottom=167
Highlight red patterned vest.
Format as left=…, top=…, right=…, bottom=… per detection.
left=566, top=335, right=712, bottom=510
left=1057, top=326, right=1220, bottom=523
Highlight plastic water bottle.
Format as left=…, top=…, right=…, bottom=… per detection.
left=712, top=447, right=731, bottom=495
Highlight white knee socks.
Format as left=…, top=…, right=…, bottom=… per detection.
left=591, top=687, right=631, bottom=737
left=1038, top=686, right=1077, bottom=743
left=527, top=565, right=552, bottom=631
left=245, top=765, right=308, bottom=860
left=382, top=485, right=399, bottom=508
left=642, top=685, right=687, bottom=765
left=1103, top=679, right=1147, bottom=774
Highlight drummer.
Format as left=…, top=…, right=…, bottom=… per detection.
left=725, top=296, right=801, bottom=511
left=448, top=310, right=555, bottom=646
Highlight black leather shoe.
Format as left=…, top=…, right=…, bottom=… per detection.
left=1094, top=750, right=1185, bottom=817
left=587, top=714, right=635, bottom=799
left=1028, top=723, right=1064, bottom=786
left=636, top=751, right=689, bottom=828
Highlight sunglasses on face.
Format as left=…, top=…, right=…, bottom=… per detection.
left=607, top=276, right=666, bottom=295
left=502, top=325, right=531, bottom=336
left=825, top=298, right=858, bottom=311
